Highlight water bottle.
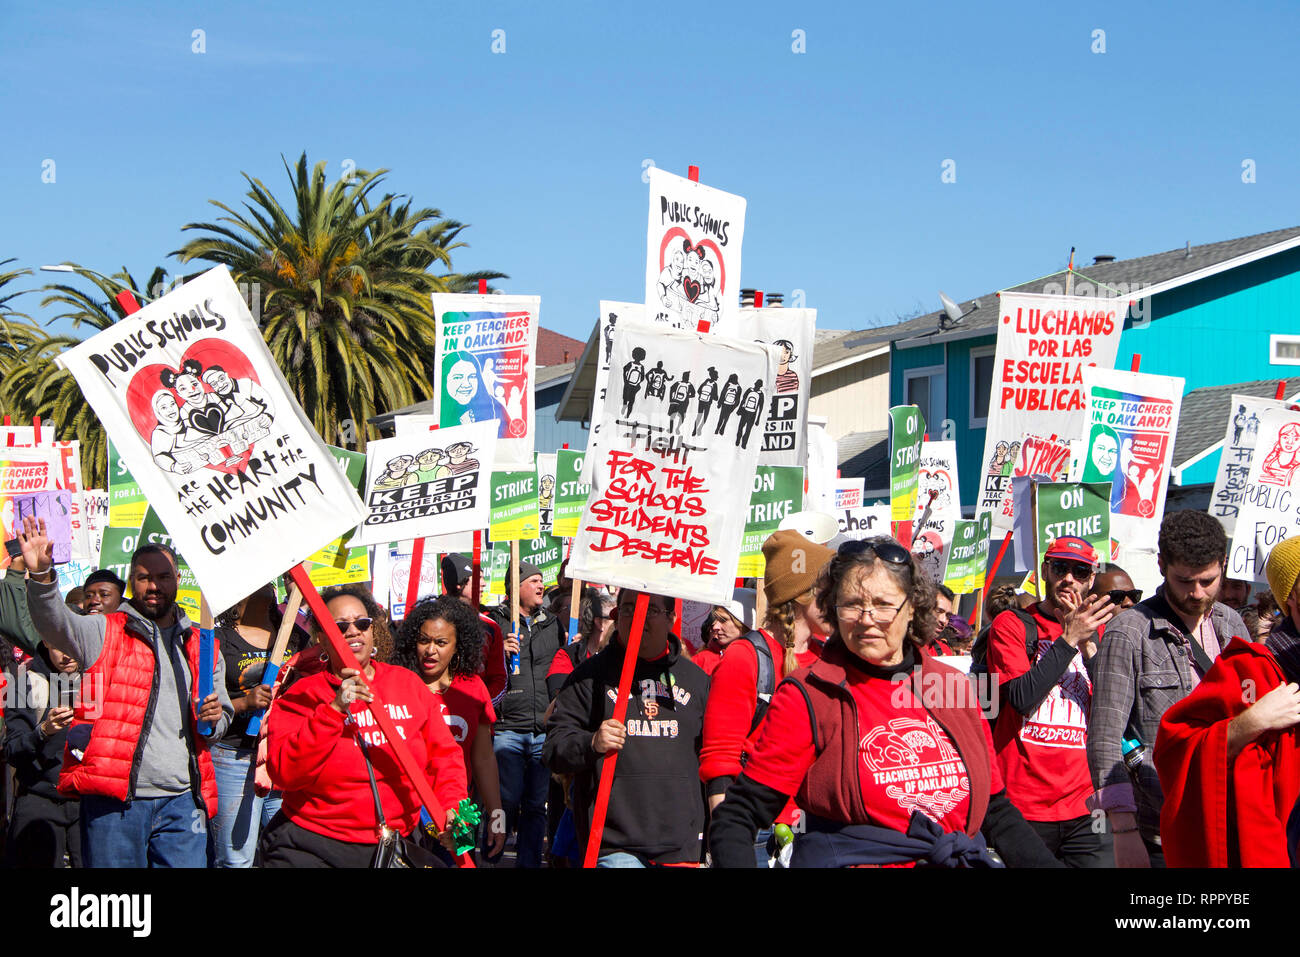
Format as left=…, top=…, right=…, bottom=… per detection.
left=1121, top=737, right=1146, bottom=775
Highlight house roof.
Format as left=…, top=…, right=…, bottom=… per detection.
left=856, top=225, right=1300, bottom=351
left=537, top=328, right=586, bottom=366
left=837, top=429, right=890, bottom=495
left=1171, top=376, right=1300, bottom=480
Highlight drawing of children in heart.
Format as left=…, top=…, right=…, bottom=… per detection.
left=162, top=359, right=226, bottom=438
left=149, top=390, right=202, bottom=474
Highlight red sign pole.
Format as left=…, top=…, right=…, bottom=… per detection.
left=1277, top=380, right=1288, bottom=401
left=1130, top=354, right=1141, bottom=373
left=583, top=592, right=650, bottom=867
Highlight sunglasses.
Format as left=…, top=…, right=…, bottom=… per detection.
left=1048, top=559, right=1095, bottom=580
left=334, top=617, right=374, bottom=634
left=1106, top=589, right=1142, bottom=605
left=838, top=537, right=911, bottom=567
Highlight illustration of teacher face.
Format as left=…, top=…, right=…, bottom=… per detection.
left=152, top=390, right=181, bottom=427
left=202, top=367, right=234, bottom=396
left=1090, top=430, right=1118, bottom=474
left=1280, top=424, right=1300, bottom=453
left=162, top=360, right=206, bottom=405
left=447, top=359, right=480, bottom=404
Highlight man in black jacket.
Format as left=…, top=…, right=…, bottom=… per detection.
left=489, top=560, right=564, bottom=867
left=544, top=589, right=709, bottom=867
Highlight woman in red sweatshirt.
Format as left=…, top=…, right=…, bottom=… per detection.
left=709, top=538, right=1059, bottom=868
left=261, top=585, right=468, bottom=867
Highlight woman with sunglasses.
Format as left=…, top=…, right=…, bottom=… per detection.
left=710, top=538, right=1060, bottom=868
left=260, top=585, right=468, bottom=867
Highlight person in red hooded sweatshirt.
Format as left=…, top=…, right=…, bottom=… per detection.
left=1154, top=536, right=1300, bottom=867
left=700, top=530, right=833, bottom=865
left=261, top=584, right=468, bottom=867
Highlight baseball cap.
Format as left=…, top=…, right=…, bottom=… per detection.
left=441, top=553, right=472, bottom=590
left=1043, top=536, right=1099, bottom=567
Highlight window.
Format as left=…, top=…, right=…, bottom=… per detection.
left=969, top=346, right=995, bottom=429
left=904, top=365, right=946, bottom=432
left=1272, top=335, right=1300, bottom=366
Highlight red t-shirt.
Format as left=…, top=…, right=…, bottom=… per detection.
left=692, top=640, right=726, bottom=677
left=478, top=613, right=507, bottom=705
left=987, top=605, right=1094, bottom=821
left=700, top=630, right=785, bottom=783
left=430, top=674, right=496, bottom=785
left=744, top=663, right=1002, bottom=845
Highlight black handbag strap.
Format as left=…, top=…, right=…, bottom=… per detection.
left=353, top=728, right=388, bottom=832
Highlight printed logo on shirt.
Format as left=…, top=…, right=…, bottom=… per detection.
left=859, top=716, right=969, bottom=823
left=350, top=702, right=415, bottom=747
left=1019, top=641, right=1091, bottom=749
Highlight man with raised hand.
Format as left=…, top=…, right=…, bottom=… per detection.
left=1087, top=510, right=1249, bottom=868
left=19, top=515, right=231, bottom=868
left=987, top=536, right=1116, bottom=867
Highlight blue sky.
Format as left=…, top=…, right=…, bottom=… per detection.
left=5, top=0, right=1299, bottom=343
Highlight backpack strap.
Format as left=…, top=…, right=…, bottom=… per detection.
left=1008, top=607, right=1039, bottom=663
left=776, top=675, right=821, bottom=752
left=741, top=631, right=776, bottom=735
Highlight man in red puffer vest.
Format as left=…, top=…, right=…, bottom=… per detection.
left=19, top=516, right=231, bottom=868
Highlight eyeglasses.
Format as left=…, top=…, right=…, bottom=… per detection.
left=334, top=617, right=374, bottom=634
left=835, top=598, right=909, bottom=625
left=837, top=537, right=911, bottom=567
left=1106, top=589, right=1142, bottom=605
left=1048, top=560, right=1095, bottom=580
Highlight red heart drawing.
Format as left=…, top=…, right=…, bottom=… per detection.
left=681, top=276, right=702, bottom=303
left=125, top=339, right=264, bottom=475
left=658, top=227, right=727, bottom=298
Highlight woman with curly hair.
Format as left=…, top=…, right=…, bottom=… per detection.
left=260, top=584, right=467, bottom=867
left=396, top=595, right=505, bottom=859
left=709, top=538, right=1059, bottom=868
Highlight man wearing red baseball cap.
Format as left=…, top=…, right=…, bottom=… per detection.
left=986, top=535, right=1118, bottom=866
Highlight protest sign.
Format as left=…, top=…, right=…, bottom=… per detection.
left=432, top=293, right=539, bottom=467
left=645, top=167, right=746, bottom=336
left=889, top=406, right=925, bottom=537
left=736, top=307, right=814, bottom=466
left=57, top=266, right=367, bottom=614
left=353, top=421, right=496, bottom=548
left=1229, top=406, right=1300, bottom=583
left=1034, top=482, right=1113, bottom=571
left=386, top=547, right=441, bottom=621
left=837, top=505, right=892, bottom=541
left=911, top=441, right=961, bottom=583
left=83, top=488, right=108, bottom=565
left=393, top=413, right=438, bottom=436
left=107, top=439, right=148, bottom=528
left=805, top=419, right=838, bottom=514
left=552, top=449, right=589, bottom=538
left=977, top=291, right=1125, bottom=518
left=490, top=468, right=541, bottom=541
left=14, top=490, right=73, bottom=563
left=992, top=434, right=1072, bottom=532
left=55, top=559, right=95, bottom=600
left=1210, top=394, right=1292, bottom=537
left=737, top=466, right=804, bottom=577
left=1082, top=367, right=1184, bottom=551
left=834, top=478, right=866, bottom=511
left=305, top=445, right=365, bottom=566
left=306, top=548, right=370, bottom=589
left=97, top=526, right=139, bottom=584
left=582, top=302, right=646, bottom=483
left=138, top=506, right=205, bottom=621
left=570, top=321, right=776, bottom=604
left=0, top=448, right=61, bottom=568
left=536, top=453, right=556, bottom=535
left=677, top=599, right=715, bottom=656
left=0, top=429, right=91, bottom=561
left=942, top=513, right=993, bottom=595
left=488, top=534, right=562, bottom=596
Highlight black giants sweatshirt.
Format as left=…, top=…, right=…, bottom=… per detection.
left=543, top=636, right=709, bottom=864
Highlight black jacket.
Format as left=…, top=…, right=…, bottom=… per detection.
left=3, top=653, right=76, bottom=803
left=543, top=635, right=709, bottom=864
left=490, top=603, right=565, bottom=733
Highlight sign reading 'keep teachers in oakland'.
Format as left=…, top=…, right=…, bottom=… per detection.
left=57, top=267, right=367, bottom=613
left=569, top=321, right=777, bottom=605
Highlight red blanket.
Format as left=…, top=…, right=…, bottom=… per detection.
left=1154, top=637, right=1300, bottom=867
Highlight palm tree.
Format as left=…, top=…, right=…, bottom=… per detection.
left=176, top=153, right=506, bottom=448
left=0, top=264, right=172, bottom=487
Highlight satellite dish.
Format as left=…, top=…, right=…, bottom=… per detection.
left=779, top=510, right=839, bottom=545
left=939, top=291, right=964, bottom=326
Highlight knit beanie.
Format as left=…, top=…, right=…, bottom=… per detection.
left=763, top=529, right=836, bottom=608
left=1266, top=536, right=1300, bottom=610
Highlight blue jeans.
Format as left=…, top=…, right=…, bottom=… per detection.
left=81, top=791, right=209, bottom=868
left=493, top=730, right=548, bottom=868
left=598, top=851, right=647, bottom=868
left=210, top=745, right=282, bottom=868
